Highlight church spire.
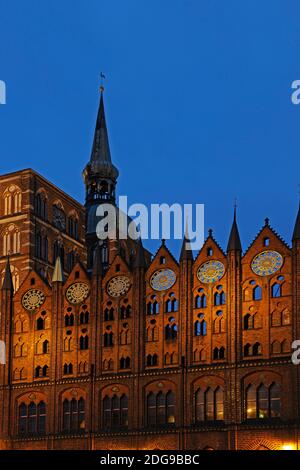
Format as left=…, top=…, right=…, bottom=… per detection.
left=180, top=223, right=193, bottom=261
left=83, top=87, right=119, bottom=207
left=227, top=207, right=242, bottom=252
left=2, top=257, right=14, bottom=292
left=293, top=204, right=300, bottom=241
left=52, top=256, right=64, bottom=283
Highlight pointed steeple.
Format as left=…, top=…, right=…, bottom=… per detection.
left=52, top=256, right=64, bottom=283
left=84, top=89, right=119, bottom=182
left=2, top=257, right=14, bottom=292
left=293, top=204, right=300, bottom=241
left=180, top=223, right=193, bottom=261
left=133, top=238, right=146, bottom=269
left=227, top=208, right=242, bottom=252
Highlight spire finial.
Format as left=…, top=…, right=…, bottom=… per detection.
left=208, top=228, right=213, bottom=237
left=100, top=72, right=105, bottom=93
left=265, top=217, right=270, bottom=227
left=234, top=197, right=238, bottom=220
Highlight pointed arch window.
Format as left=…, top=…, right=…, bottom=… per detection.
left=194, top=386, right=224, bottom=422
left=147, top=296, right=159, bottom=315
left=79, top=335, right=89, bottom=350
left=271, top=283, right=282, bottom=298
left=18, top=401, right=46, bottom=435
left=104, top=331, right=114, bottom=347
left=146, top=390, right=176, bottom=427
left=246, top=382, right=281, bottom=420
left=253, top=285, right=262, bottom=301
left=102, top=394, right=129, bottom=429
left=62, top=397, right=85, bottom=433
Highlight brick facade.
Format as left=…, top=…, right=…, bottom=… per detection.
left=0, top=93, right=299, bottom=450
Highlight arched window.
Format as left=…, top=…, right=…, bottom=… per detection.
left=79, top=311, right=89, bottom=325
left=62, top=397, right=85, bottom=433
left=36, top=317, right=45, bottom=331
left=194, top=319, right=207, bottom=336
left=244, top=343, right=251, bottom=357
left=214, top=291, right=226, bottom=306
left=245, top=382, right=281, bottom=420
left=246, top=385, right=257, bottom=419
left=104, top=307, right=114, bottom=321
left=252, top=342, right=262, bottom=356
left=147, top=297, right=159, bottom=315
left=165, top=322, right=178, bottom=340
left=35, top=365, right=48, bottom=378
left=271, top=283, right=282, bottom=298
left=146, top=354, right=158, bottom=367
left=120, top=304, right=131, bottom=319
left=3, top=185, right=22, bottom=216
left=257, top=384, right=268, bottom=419
left=79, top=335, right=89, bottom=350
left=36, top=192, right=48, bottom=220
left=195, top=290, right=207, bottom=309
left=146, top=390, right=176, bottom=427
left=68, top=215, right=79, bottom=240
left=147, top=325, right=158, bottom=342
left=195, top=386, right=224, bottom=422
left=253, top=285, right=262, bottom=301
left=120, top=357, right=131, bottom=369
left=18, top=401, right=46, bottom=435
left=63, top=363, right=73, bottom=375
left=243, top=313, right=254, bottom=330
left=213, top=347, right=225, bottom=360
left=104, top=331, right=114, bottom=347
left=165, top=294, right=178, bottom=313
left=166, top=391, right=175, bottom=424
left=65, top=313, right=74, bottom=327
left=102, top=394, right=129, bottom=429
left=42, top=340, right=49, bottom=354
left=270, top=383, right=281, bottom=418
left=2, top=224, right=21, bottom=255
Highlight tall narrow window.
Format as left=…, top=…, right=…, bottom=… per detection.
left=246, top=385, right=257, bottom=419
left=257, top=384, right=268, bottom=419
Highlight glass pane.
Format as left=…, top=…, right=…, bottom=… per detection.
left=270, top=383, right=281, bottom=418
left=258, top=385, right=269, bottom=419
left=195, top=389, right=204, bottom=422
left=215, top=388, right=224, bottom=420
left=156, top=392, right=165, bottom=425
left=246, top=385, right=257, bottom=419
left=205, top=388, right=214, bottom=421
left=147, top=393, right=156, bottom=426
left=166, top=391, right=175, bottom=424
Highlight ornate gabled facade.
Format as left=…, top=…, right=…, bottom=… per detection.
left=0, top=91, right=300, bottom=450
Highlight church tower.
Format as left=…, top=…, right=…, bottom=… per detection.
left=82, top=89, right=119, bottom=269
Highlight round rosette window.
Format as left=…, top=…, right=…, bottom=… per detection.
left=150, top=269, right=176, bottom=291
left=197, top=260, right=225, bottom=284
left=251, top=250, right=283, bottom=277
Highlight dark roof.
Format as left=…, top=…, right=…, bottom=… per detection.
left=227, top=209, right=242, bottom=252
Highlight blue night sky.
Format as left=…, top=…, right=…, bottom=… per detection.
left=0, top=0, right=300, bottom=257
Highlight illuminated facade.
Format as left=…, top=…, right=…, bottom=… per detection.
left=0, top=91, right=300, bottom=450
